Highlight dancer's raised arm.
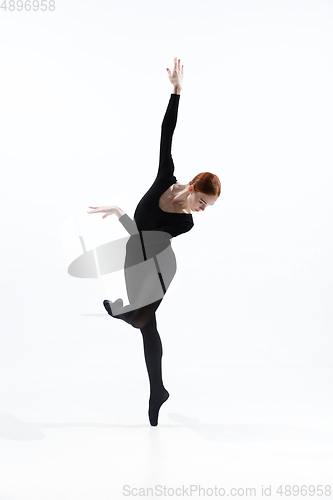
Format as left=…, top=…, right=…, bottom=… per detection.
left=157, top=58, right=184, bottom=177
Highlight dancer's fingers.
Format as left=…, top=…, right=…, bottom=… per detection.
left=87, top=209, right=102, bottom=214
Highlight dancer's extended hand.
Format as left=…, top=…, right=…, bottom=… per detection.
left=87, top=205, right=119, bottom=219
left=166, top=57, right=183, bottom=89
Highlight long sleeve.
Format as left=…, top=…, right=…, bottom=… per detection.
left=157, top=94, right=180, bottom=178
left=118, top=213, right=139, bottom=235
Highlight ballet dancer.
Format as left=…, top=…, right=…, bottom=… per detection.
left=88, top=57, right=221, bottom=426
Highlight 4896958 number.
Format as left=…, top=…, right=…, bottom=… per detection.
left=0, top=0, right=55, bottom=11
left=276, top=484, right=331, bottom=496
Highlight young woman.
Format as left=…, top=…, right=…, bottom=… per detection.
left=88, top=57, right=221, bottom=426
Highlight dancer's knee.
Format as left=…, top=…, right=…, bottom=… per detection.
left=132, top=301, right=161, bottom=329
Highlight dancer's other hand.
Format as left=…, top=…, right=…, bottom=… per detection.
left=166, top=57, right=183, bottom=90
left=87, top=205, right=123, bottom=219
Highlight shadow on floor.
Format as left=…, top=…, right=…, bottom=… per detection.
left=168, top=413, right=333, bottom=444
left=1, top=412, right=332, bottom=444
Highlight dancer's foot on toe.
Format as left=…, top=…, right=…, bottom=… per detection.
left=149, top=388, right=169, bottom=426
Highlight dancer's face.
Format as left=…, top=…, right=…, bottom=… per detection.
left=187, top=186, right=218, bottom=213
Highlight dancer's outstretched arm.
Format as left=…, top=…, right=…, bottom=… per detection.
left=87, top=205, right=139, bottom=236
left=87, top=205, right=175, bottom=238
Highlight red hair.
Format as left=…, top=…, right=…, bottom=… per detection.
left=189, top=172, right=221, bottom=197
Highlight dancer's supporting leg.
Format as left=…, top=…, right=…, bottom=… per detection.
left=140, top=313, right=169, bottom=426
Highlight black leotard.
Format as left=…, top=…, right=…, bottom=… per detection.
left=112, top=93, right=194, bottom=320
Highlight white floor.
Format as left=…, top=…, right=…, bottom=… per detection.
left=1, top=303, right=333, bottom=500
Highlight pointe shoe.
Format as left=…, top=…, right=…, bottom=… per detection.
left=103, top=298, right=123, bottom=316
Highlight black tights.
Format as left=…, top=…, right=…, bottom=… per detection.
left=140, top=312, right=169, bottom=426
left=107, top=298, right=169, bottom=425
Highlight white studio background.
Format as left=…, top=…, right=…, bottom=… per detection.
left=0, top=0, right=333, bottom=499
